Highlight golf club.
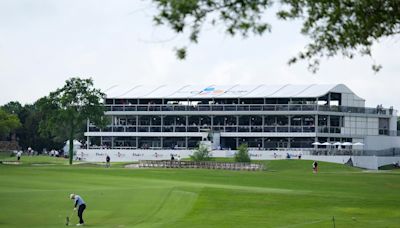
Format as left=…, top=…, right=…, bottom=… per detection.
left=65, top=210, right=74, bottom=226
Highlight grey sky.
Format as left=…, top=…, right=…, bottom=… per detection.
left=0, top=0, right=399, bottom=110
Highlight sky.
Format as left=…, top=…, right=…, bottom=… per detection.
left=0, top=0, right=399, bottom=110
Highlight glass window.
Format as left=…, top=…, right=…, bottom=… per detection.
left=264, top=116, right=276, bottom=125
left=318, top=115, right=328, bottom=126
left=139, top=116, right=150, bottom=125
left=330, top=116, right=342, bottom=127
left=250, top=116, right=262, bottom=125
left=239, top=116, right=250, bottom=125
left=291, top=116, right=302, bottom=126
left=277, top=116, right=288, bottom=125
left=303, top=116, right=315, bottom=126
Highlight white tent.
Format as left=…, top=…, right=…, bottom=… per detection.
left=63, top=140, right=82, bottom=155
left=342, top=142, right=353, bottom=146
left=332, top=142, right=342, bottom=150
left=353, top=142, right=364, bottom=146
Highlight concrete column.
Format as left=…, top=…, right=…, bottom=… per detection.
left=328, top=115, right=331, bottom=137
left=136, top=115, right=139, bottom=132
left=262, top=115, right=265, bottom=132
left=186, top=115, right=188, bottom=132
left=111, top=116, right=114, bottom=132
left=262, top=137, right=265, bottom=149
left=237, top=115, right=239, bottom=132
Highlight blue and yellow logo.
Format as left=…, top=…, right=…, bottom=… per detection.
left=200, top=87, right=225, bottom=95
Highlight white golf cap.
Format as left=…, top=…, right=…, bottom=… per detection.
left=69, top=193, right=75, bottom=199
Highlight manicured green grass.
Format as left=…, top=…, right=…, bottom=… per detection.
left=0, top=156, right=399, bottom=227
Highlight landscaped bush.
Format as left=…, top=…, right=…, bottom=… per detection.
left=234, top=144, right=251, bottom=162
left=190, top=144, right=213, bottom=161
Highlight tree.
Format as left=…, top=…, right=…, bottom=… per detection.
left=190, top=144, right=213, bottom=161
left=37, top=78, right=106, bottom=165
left=152, top=0, right=400, bottom=72
left=2, top=101, right=23, bottom=115
left=234, top=144, right=251, bottom=162
left=1, top=102, right=62, bottom=152
left=0, top=108, right=21, bottom=138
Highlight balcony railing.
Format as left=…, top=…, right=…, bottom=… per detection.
left=89, top=125, right=318, bottom=133
left=105, top=104, right=392, bottom=115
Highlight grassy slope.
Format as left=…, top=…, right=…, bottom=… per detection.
left=0, top=157, right=399, bottom=227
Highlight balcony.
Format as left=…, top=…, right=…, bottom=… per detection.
left=105, top=104, right=391, bottom=115
left=90, top=125, right=317, bottom=133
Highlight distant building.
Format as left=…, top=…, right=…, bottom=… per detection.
left=84, top=84, right=400, bottom=153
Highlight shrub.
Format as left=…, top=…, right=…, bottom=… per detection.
left=234, top=144, right=251, bottom=162
left=190, top=144, right=212, bottom=161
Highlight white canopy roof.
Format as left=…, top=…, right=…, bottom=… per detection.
left=104, top=84, right=362, bottom=100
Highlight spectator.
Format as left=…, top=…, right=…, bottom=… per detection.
left=313, top=161, right=318, bottom=173
left=16, top=150, right=22, bottom=162
left=106, top=155, right=111, bottom=168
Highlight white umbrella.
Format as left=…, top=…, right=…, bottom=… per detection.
left=333, top=142, right=342, bottom=146
left=312, top=142, right=321, bottom=146
left=342, top=142, right=352, bottom=146
left=353, top=142, right=364, bottom=146
left=322, top=142, right=332, bottom=146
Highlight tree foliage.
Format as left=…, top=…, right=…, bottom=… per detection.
left=37, top=77, right=106, bottom=164
left=2, top=101, right=23, bottom=115
left=190, top=144, right=213, bottom=161
left=152, top=0, right=400, bottom=72
left=234, top=143, right=251, bottom=162
left=1, top=101, right=65, bottom=152
left=0, top=108, right=21, bottom=138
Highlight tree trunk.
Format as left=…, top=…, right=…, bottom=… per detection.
left=69, top=138, right=73, bottom=165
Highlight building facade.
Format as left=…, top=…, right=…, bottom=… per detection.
left=84, top=84, right=400, bottom=153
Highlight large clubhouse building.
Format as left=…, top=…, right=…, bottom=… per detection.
left=83, top=84, right=400, bottom=154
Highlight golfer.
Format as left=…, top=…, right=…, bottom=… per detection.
left=70, top=193, right=86, bottom=226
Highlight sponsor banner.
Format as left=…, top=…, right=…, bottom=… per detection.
left=77, top=149, right=310, bottom=162
left=76, top=149, right=194, bottom=162
left=76, top=149, right=400, bottom=170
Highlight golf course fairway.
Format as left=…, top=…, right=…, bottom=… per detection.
left=0, top=156, right=399, bottom=227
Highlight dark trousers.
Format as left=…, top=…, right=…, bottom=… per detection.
left=78, top=204, right=86, bottom=224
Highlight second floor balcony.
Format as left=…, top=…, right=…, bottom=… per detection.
left=105, top=104, right=393, bottom=116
